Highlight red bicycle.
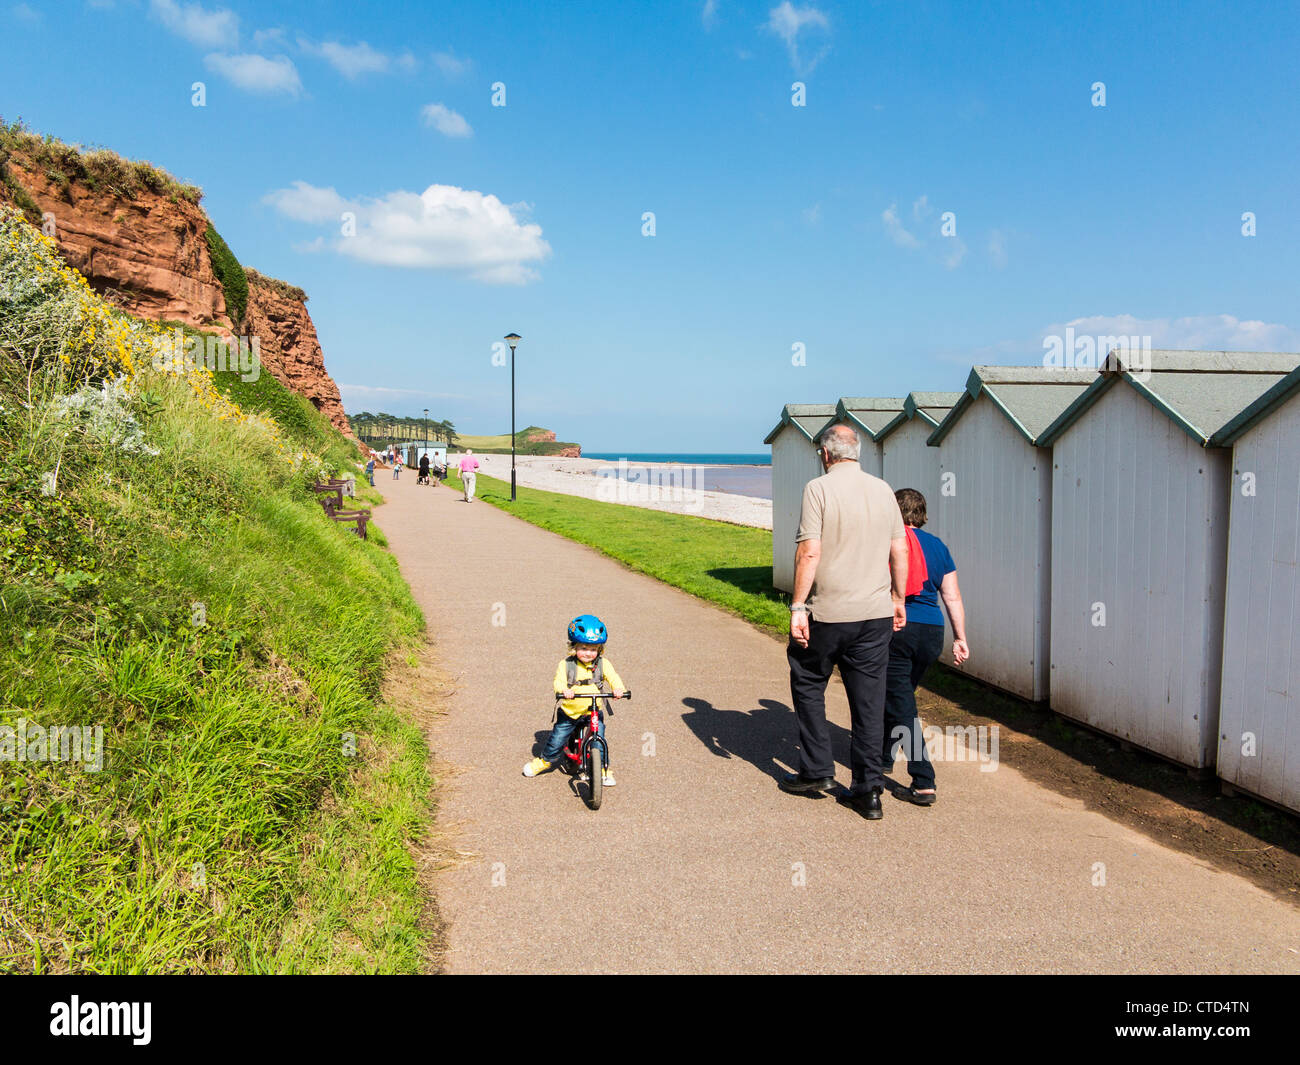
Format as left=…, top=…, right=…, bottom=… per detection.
left=559, top=689, right=631, bottom=810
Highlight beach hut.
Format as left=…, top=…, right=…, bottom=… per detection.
left=876, top=392, right=962, bottom=541
left=835, top=397, right=905, bottom=478
left=1037, top=350, right=1299, bottom=769
left=1209, top=363, right=1300, bottom=812
left=407, top=444, right=447, bottom=468
left=764, top=403, right=837, bottom=593
left=925, top=367, right=1094, bottom=701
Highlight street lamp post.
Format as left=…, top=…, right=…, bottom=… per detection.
left=505, top=333, right=521, bottom=501
left=423, top=408, right=428, bottom=455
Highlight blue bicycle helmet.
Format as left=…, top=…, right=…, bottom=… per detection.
left=567, top=614, right=608, bottom=646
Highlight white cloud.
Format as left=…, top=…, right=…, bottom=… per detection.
left=12, top=3, right=40, bottom=23
left=936, top=314, right=1300, bottom=371
left=150, top=0, right=238, bottom=49
left=702, top=0, right=719, bottom=31
left=883, top=195, right=982, bottom=270
left=265, top=183, right=349, bottom=224
left=204, top=52, right=302, bottom=96
left=802, top=203, right=821, bottom=226
left=766, top=2, right=830, bottom=74
left=421, top=102, right=473, bottom=139
left=252, top=26, right=286, bottom=48
left=881, top=203, right=919, bottom=248
left=1039, top=314, right=1300, bottom=353
left=432, top=49, right=472, bottom=78
left=340, top=384, right=467, bottom=402
left=299, top=38, right=415, bottom=78
left=988, top=229, right=1008, bottom=269
left=264, top=180, right=552, bottom=284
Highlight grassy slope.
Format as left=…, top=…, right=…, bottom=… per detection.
left=444, top=469, right=789, bottom=634
left=0, top=208, right=432, bottom=973
left=453, top=426, right=579, bottom=456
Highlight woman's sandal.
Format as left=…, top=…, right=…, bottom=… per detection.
left=900, top=786, right=937, bottom=806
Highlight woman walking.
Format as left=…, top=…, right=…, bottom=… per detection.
left=883, top=488, right=969, bottom=805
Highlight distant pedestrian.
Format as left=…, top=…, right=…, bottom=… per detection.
left=882, top=488, right=969, bottom=806
left=783, top=423, right=908, bottom=822
left=393, top=454, right=402, bottom=480
left=459, top=449, right=480, bottom=502
left=365, top=456, right=376, bottom=487
left=419, top=453, right=430, bottom=485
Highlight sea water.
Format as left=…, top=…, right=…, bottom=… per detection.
left=584, top=453, right=772, bottom=500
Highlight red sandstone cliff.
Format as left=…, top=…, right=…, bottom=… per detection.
left=0, top=140, right=352, bottom=437
left=520, top=428, right=580, bottom=456
left=1, top=150, right=229, bottom=327
left=244, top=273, right=349, bottom=435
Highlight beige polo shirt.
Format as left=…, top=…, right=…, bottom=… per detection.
left=795, top=461, right=905, bottom=623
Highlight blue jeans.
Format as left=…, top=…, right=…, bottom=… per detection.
left=542, top=707, right=606, bottom=766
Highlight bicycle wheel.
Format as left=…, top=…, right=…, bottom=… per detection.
left=587, top=739, right=602, bottom=809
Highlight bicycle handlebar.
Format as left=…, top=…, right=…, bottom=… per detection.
left=555, top=690, right=631, bottom=701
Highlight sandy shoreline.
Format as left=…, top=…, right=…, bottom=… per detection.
left=463, top=454, right=773, bottom=530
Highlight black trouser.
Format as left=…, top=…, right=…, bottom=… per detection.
left=881, top=621, right=943, bottom=790
left=787, top=617, right=893, bottom=788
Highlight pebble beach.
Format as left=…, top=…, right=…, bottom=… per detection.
left=466, top=454, right=773, bottom=530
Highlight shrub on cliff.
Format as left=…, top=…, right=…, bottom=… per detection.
left=245, top=267, right=308, bottom=303
left=0, top=119, right=203, bottom=205
left=204, top=223, right=249, bottom=326
left=0, top=203, right=146, bottom=389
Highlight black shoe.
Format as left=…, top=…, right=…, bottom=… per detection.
left=838, top=785, right=884, bottom=820
left=778, top=772, right=835, bottom=794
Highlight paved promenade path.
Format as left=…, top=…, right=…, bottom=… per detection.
left=376, top=476, right=1300, bottom=974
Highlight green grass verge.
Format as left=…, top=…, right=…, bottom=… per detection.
left=445, top=469, right=789, bottom=634
left=1, top=426, right=427, bottom=973
left=1, top=208, right=432, bottom=972
left=157, top=320, right=359, bottom=473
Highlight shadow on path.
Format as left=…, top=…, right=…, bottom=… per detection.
left=680, top=696, right=854, bottom=786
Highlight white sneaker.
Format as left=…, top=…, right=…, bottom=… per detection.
left=602, top=768, right=616, bottom=787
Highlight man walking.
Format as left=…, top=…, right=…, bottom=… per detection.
left=782, top=423, right=908, bottom=820
left=459, top=448, right=480, bottom=502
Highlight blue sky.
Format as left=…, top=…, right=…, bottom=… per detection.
left=3, top=0, right=1297, bottom=450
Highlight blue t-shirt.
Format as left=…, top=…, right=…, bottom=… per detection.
left=905, top=527, right=955, bottom=627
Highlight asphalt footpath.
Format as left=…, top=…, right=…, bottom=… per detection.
left=375, top=473, right=1300, bottom=974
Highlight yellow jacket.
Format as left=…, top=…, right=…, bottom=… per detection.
left=554, top=655, right=626, bottom=719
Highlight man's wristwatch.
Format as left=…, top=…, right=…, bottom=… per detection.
left=790, top=603, right=809, bottom=614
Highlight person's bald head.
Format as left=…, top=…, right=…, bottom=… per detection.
left=817, top=423, right=861, bottom=463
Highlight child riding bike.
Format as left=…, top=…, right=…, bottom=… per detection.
left=523, top=614, right=626, bottom=786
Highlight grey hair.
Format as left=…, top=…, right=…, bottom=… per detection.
left=817, top=422, right=861, bottom=462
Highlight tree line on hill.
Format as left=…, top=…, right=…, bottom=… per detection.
left=348, top=411, right=457, bottom=446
